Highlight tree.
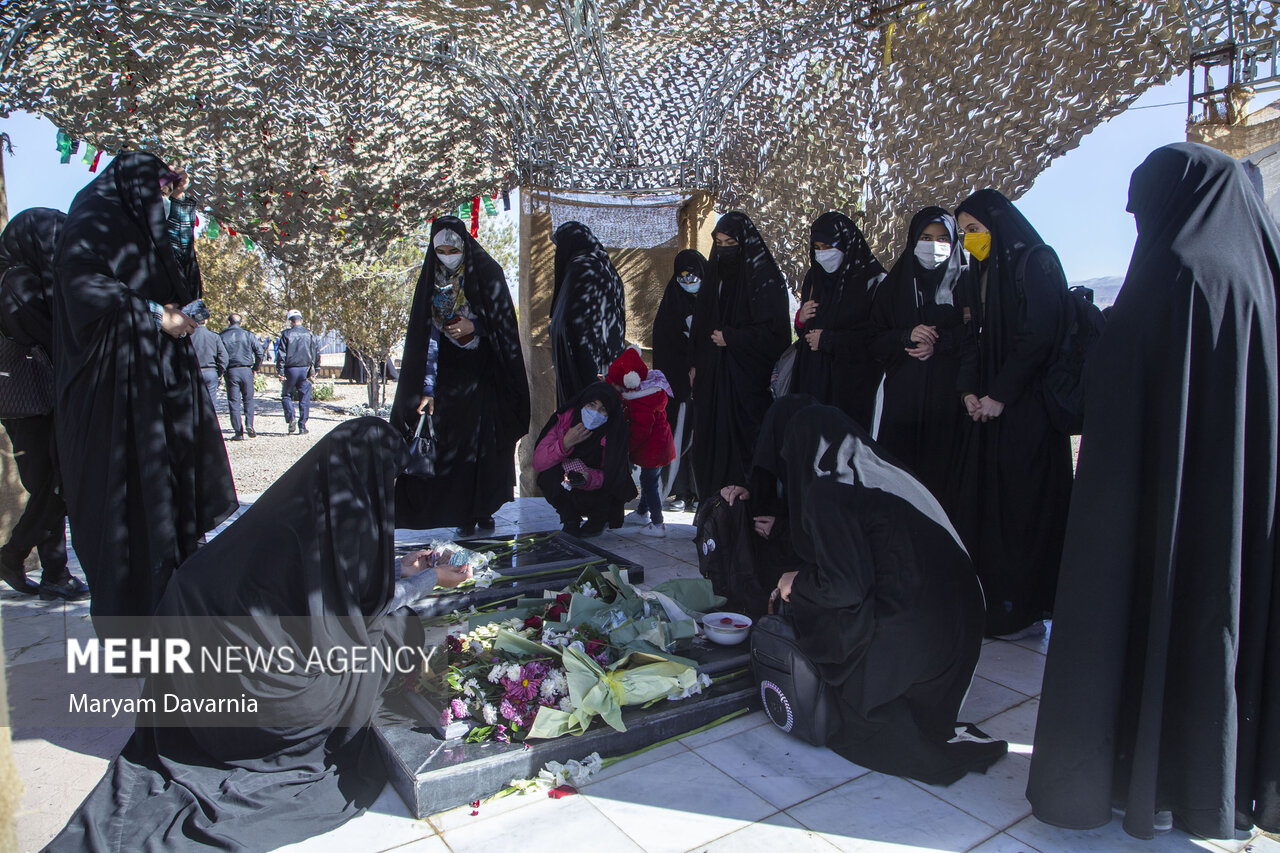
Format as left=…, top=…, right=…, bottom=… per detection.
left=313, top=238, right=419, bottom=409
left=197, top=232, right=339, bottom=339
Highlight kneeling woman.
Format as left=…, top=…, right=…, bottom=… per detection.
left=48, top=418, right=472, bottom=852
left=533, top=382, right=637, bottom=537
left=769, top=404, right=1007, bottom=785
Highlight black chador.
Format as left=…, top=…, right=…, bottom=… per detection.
left=48, top=418, right=426, bottom=852
left=952, top=189, right=1071, bottom=637
left=779, top=405, right=1006, bottom=785
left=791, top=211, right=886, bottom=430
left=869, top=207, right=967, bottom=510
left=690, top=211, right=790, bottom=497
left=1028, top=143, right=1280, bottom=841
left=52, top=152, right=236, bottom=634
left=391, top=215, right=529, bottom=529
left=652, top=249, right=704, bottom=501
left=549, top=221, right=626, bottom=407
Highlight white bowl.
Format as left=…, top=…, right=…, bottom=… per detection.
left=702, top=612, right=753, bottom=645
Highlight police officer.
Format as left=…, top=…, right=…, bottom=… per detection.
left=277, top=309, right=320, bottom=434
left=190, top=316, right=228, bottom=404
left=220, top=313, right=264, bottom=440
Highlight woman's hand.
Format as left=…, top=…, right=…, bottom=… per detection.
left=963, top=394, right=981, bottom=419
left=720, top=485, right=750, bottom=505
left=435, top=561, right=473, bottom=589
left=562, top=423, right=592, bottom=450
left=446, top=317, right=474, bottom=340
left=711, top=330, right=727, bottom=347
left=400, top=549, right=435, bottom=578
left=805, top=329, right=822, bottom=351
left=907, top=340, right=935, bottom=361
left=417, top=395, right=434, bottom=415
left=777, top=571, right=798, bottom=602
left=161, top=304, right=197, bottom=338
left=753, top=515, right=776, bottom=539
left=910, top=324, right=938, bottom=346
left=798, top=300, right=819, bottom=324
left=975, top=395, right=1005, bottom=422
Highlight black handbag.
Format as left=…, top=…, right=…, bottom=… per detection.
left=402, top=412, right=437, bottom=477
left=0, top=336, right=54, bottom=419
left=751, top=605, right=838, bottom=747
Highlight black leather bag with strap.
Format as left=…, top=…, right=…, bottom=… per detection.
left=0, top=333, right=54, bottom=419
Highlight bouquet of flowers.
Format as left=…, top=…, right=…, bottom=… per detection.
left=424, top=567, right=723, bottom=742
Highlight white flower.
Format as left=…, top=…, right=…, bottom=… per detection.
left=487, top=665, right=505, bottom=684
left=558, top=696, right=574, bottom=712
left=567, top=640, right=586, bottom=655
left=468, top=640, right=484, bottom=654
left=463, top=678, right=481, bottom=698
left=539, top=753, right=604, bottom=788
left=482, top=703, right=498, bottom=725
left=504, top=664, right=522, bottom=682
left=581, top=585, right=599, bottom=599
left=668, top=673, right=712, bottom=701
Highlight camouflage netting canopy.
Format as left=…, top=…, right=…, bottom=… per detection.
left=1, top=0, right=1186, bottom=281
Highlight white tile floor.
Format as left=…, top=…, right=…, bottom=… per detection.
left=5, top=497, right=1280, bottom=853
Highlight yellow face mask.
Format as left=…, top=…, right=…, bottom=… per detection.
left=963, top=231, right=992, bottom=262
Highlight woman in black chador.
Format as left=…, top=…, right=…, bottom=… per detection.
left=52, top=152, right=236, bottom=635
left=0, top=208, right=88, bottom=600
left=690, top=211, right=790, bottom=498
left=869, top=207, right=967, bottom=508
left=391, top=216, right=529, bottom=535
left=791, top=211, right=886, bottom=430
left=953, top=188, right=1071, bottom=638
left=1028, top=143, right=1280, bottom=841
left=549, top=221, right=626, bottom=407
left=768, top=403, right=1007, bottom=786
left=532, top=382, right=637, bottom=536
left=47, top=418, right=472, bottom=852
left=652, top=249, right=704, bottom=508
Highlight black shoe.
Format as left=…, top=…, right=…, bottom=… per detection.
left=288, top=421, right=297, bottom=435
left=664, top=497, right=686, bottom=512
left=298, top=426, right=309, bottom=435
left=39, top=573, right=89, bottom=601
left=230, top=433, right=245, bottom=442
left=580, top=518, right=606, bottom=538
left=561, top=520, right=582, bottom=536
left=246, top=428, right=257, bottom=438
left=457, top=522, right=478, bottom=537
left=476, top=516, right=496, bottom=530
left=0, top=559, right=39, bottom=595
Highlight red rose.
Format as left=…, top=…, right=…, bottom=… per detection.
left=523, top=615, right=544, bottom=630
left=546, top=604, right=567, bottom=621
left=555, top=593, right=572, bottom=608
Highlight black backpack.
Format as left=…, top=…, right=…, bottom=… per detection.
left=751, top=609, right=838, bottom=747
left=1017, top=246, right=1106, bottom=435
left=693, top=495, right=775, bottom=619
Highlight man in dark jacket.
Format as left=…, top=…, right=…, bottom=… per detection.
left=220, top=313, right=264, bottom=440
left=190, top=316, right=228, bottom=403
left=277, top=309, right=319, bottom=434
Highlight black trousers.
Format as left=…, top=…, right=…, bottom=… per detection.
left=1, top=415, right=68, bottom=581
left=536, top=466, right=618, bottom=526
left=200, top=368, right=220, bottom=404
left=225, top=367, right=256, bottom=435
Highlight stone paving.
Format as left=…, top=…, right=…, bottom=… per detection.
left=5, top=497, right=1280, bottom=853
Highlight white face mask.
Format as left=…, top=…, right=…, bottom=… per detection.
left=161, top=196, right=172, bottom=218
left=677, top=273, right=701, bottom=294
left=814, top=248, right=844, bottom=274
left=436, top=251, right=463, bottom=271
left=914, top=240, right=951, bottom=270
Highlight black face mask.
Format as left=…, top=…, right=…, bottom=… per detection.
left=712, top=244, right=744, bottom=270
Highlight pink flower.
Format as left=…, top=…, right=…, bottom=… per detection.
left=493, top=725, right=511, bottom=743
left=499, top=698, right=521, bottom=722
left=441, top=706, right=453, bottom=727
left=502, top=662, right=544, bottom=703
left=450, top=699, right=469, bottom=719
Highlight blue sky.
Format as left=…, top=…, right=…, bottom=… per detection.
left=1, top=74, right=1189, bottom=282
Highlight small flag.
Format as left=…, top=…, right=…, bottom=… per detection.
left=89, top=150, right=102, bottom=172
left=470, top=196, right=480, bottom=237
left=483, top=196, right=497, bottom=216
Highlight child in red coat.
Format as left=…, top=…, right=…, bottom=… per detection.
left=606, top=347, right=676, bottom=537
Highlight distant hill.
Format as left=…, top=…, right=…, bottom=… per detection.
left=1070, top=275, right=1124, bottom=308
